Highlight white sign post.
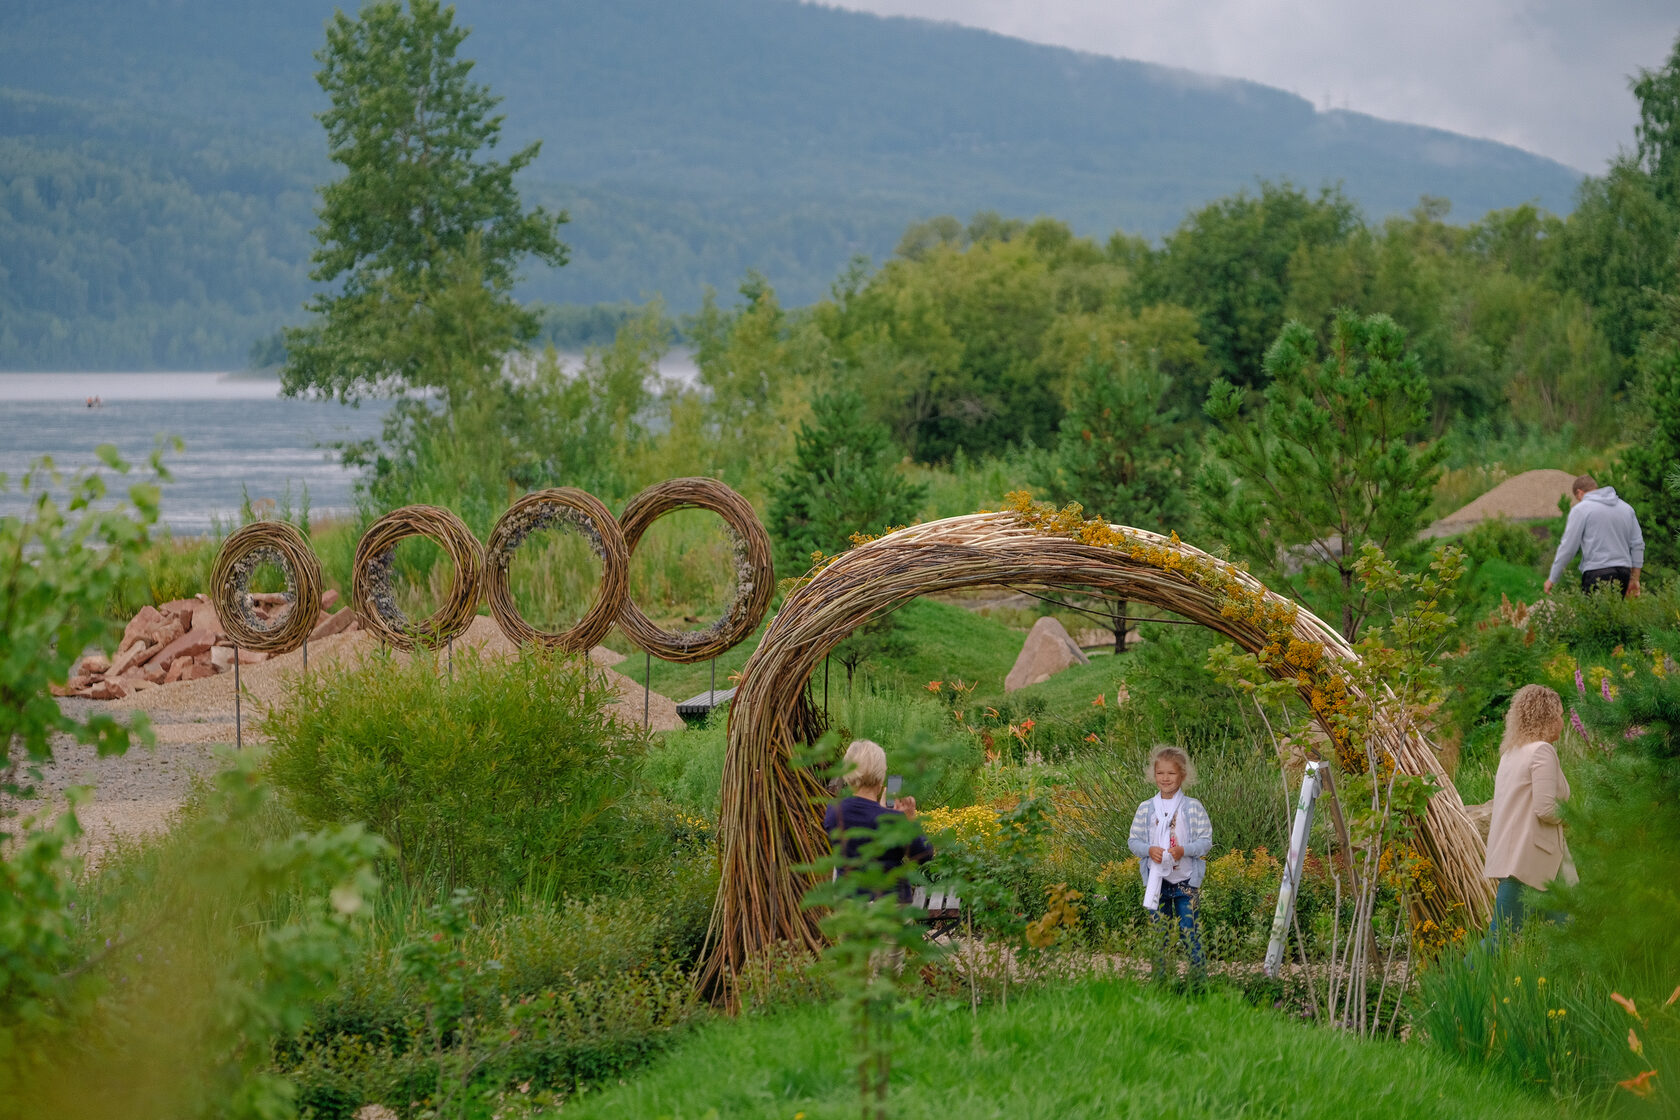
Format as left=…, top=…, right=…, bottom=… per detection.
left=1265, top=760, right=1323, bottom=978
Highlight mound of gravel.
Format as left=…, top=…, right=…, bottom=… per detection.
left=1421, top=469, right=1574, bottom=539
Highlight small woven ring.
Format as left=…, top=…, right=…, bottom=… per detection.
left=485, top=488, right=629, bottom=653
left=209, top=520, right=323, bottom=654
left=352, top=505, right=485, bottom=651
left=615, top=477, right=774, bottom=663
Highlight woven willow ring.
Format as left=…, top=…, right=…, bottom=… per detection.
left=352, top=505, right=485, bottom=651
left=615, top=477, right=774, bottom=663
left=485, top=488, right=629, bottom=652
left=210, top=520, right=323, bottom=654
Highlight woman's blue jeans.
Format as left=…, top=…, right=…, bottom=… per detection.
left=1480, top=876, right=1564, bottom=954
left=1152, top=880, right=1206, bottom=976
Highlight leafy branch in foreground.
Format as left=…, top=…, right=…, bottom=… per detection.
left=2, top=442, right=173, bottom=795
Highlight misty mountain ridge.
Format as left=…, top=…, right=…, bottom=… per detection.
left=0, top=0, right=1585, bottom=369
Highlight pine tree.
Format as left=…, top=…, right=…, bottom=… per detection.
left=769, top=388, right=926, bottom=575
left=1196, top=310, right=1444, bottom=642
left=1049, top=347, right=1190, bottom=651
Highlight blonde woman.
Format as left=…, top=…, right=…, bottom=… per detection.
left=823, top=739, right=932, bottom=902
left=1482, top=684, right=1575, bottom=944
left=1127, top=745, right=1213, bottom=975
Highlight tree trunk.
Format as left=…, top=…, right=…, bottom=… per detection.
left=1111, top=598, right=1130, bottom=654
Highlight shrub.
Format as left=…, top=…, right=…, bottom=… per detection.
left=281, top=894, right=703, bottom=1119
left=1461, top=517, right=1541, bottom=568
left=265, top=648, right=650, bottom=897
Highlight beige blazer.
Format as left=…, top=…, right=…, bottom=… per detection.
left=1483, top=739, right=1571, bottom=889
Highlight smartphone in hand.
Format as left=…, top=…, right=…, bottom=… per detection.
left=884, top=775, right=903, bottom=809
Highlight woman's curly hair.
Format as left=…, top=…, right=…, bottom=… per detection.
left=1501, top=684, right=1564, bottom=752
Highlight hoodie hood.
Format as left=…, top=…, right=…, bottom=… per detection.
left=1584, top=486, right=1620, bottom=505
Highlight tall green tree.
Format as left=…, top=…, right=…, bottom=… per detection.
left=1049, top=347, right=1191, bottom=650
left=769, top=387, right=927, bottom=574
left=1196, top=310, right=1444, bottom=641
left=281, top=0, right=567, bottom=408
left=1141, top=181, right=1361, bottom=389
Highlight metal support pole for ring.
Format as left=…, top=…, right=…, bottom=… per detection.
left=644, top=650, right=652, bottom=729
left=234, top=648, right=242, bottom=751
left=303, top=636, right=308, bottom=673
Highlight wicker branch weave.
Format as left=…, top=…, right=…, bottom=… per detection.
left=696, top=512, right=1493, bottom=1002
left=615, top=478, right=774, bottom=663
left=209, top=521, right=323, bottom=654
left=485, top=488, right=629, bottom=652
left=352, top=505, right=485, bottom=651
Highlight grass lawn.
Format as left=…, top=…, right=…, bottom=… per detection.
left=557, top=978, right=1568, bottom=1120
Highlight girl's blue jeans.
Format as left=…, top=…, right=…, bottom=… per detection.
left=1152, top=880, right=1206, bottom=975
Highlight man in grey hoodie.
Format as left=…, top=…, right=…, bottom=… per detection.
left=1545, top=474, right=1645, bottom=598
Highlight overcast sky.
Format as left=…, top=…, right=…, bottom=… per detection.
left=822, top=0, right=1678, bottom=173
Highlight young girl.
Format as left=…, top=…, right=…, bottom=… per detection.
left=1127, top=744, right=1213, bottom=977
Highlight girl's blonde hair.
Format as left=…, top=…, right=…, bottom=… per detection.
left=842, top=739, right=887, bottom=791
left=1145, top=744, right=1197, bottom=789
left=1501, top=684, right=1564, bottom=753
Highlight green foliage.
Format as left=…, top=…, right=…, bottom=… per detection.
left=1443, top=622, right=1547, bottom=769
left=1198, top=310, right=1446, bottom=640
left=6, top=760, right=387, bottom=1118
left=1461, top=517, right=1542, bottom=569
left=1613, top=346, right=1680, bottom=570
left=768, top=386, right=927, bottom=573
left=1, top=445, right=168, bottom=786
left=1420, top=940, right=1680, bottom=1115
left=1141, top=182, right=1363, bottom=389
left=1046, top=346, right=1192, bottom=649
left=282, top=0, right=567, bottom=408
left=264, top=648, right=650, bottom=898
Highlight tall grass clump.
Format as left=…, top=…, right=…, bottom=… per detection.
left=265, top=649, right=651, bottom=898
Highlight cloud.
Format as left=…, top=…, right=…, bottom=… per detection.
left=817, top=0, right=1679, bottom=172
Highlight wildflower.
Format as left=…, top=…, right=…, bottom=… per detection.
left=1630, top=1028, right=1644, bottom=1056
left=926, top=680, right=942, bottom=693
left=1612, top=992, right=1640, bottom=1018
left=1602, top=676, right=1614, bottom=701
left=1020, top=718, right=1035, bottom=732
left=1547, top=1008, right=1566, bottom=1020
left=1512, top=976, right=1522, bottom=986
left=1502, top=997, right=1510, bottom=1004
left=1085, top=733, right=1100, bottom=744
left=1619, top=1070, right=1658, bottom=1099
left=1571, top=709, right=1588, bottom=739
left=1092, top=693, right=1106, bottom=707
left=1537, top=977, right=1547, bottom=988
left=1575, top=667, right=1586, bottom=695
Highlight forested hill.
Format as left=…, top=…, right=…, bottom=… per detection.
left=1, top=0, right=1586, bottom=370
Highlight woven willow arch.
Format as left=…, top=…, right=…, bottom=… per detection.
left=698, top=511, right=1492, bottom=996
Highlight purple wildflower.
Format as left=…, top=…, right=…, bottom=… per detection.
left=1575, top=667, right=1586, bottom=695
left=1602, top=677, right=1613, bottom=701
left=1571, top=709, right=1588, bottom=740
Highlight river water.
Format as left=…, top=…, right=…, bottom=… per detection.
left=0, top=354, right=700, bottom=535
left=0, top=373, right=388, bottom=535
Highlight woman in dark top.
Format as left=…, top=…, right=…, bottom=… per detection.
left=823, top=739, right=933, bottom=902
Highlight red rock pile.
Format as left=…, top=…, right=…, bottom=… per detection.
left=56, top=590, right=360, bottom=701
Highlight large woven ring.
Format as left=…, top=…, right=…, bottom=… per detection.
left=615, top=477, right=774, bottom=663
left=210, top=520, right=323, bottom=654
left=485, top=488, right=629, bottom=653
left=352, top=505, right=485, bottom=651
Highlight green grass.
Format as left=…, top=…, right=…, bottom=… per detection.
left=556, top=977, right=1573, bottom=1119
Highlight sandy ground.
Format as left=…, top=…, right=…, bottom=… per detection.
left=10, top=621, right=681, bottom=860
